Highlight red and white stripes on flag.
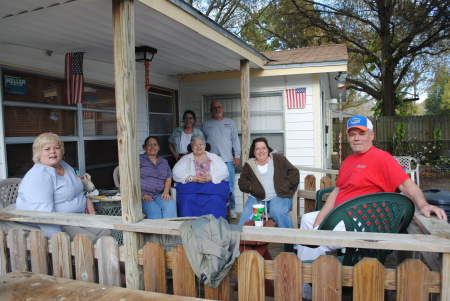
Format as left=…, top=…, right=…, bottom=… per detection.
left=83, top=103, right=95, bottom=120
left=286, top=87, right=306, bottom=109
left=65, top=52, right=84, bottom=105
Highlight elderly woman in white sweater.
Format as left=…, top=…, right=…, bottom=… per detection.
left=172, top=134, right=230, bottom=218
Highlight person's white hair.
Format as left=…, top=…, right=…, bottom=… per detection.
left=32, top=132, right=65, bottom=163
left=190, top=134, right=206, bottom=148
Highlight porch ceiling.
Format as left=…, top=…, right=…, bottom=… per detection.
left=0, top=0, right=267, bottom=76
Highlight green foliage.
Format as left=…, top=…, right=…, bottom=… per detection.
left=425, top=67, right=450, bottom=115
left=392, top=125, right=446, bottom=168
left=372, top=99, right=383, bottom=117
left=239, top=0, right=318, bottom=51
left=391, top=122, right=410, bottom=156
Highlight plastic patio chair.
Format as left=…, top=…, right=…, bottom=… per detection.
left=317, top=192, right=415, bottom=266
left=316, top=187, right=335, bottom=210
left=393, top=156, right=420, bottom=186
left=0, top=178, right=22, bottom=208
left=113, top=166, right=120, bottom=189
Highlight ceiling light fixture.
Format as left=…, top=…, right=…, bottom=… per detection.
left=135, top=46, right=157, bottom=90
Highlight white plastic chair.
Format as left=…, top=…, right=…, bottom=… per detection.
left=394, top=156, right=420, bottom=187
left=113, top=166, right=120, bottom=189
left=0, top=178, right=22, bottom=208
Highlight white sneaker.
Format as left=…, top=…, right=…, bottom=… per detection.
left=230, top=210, right=237, bottom=219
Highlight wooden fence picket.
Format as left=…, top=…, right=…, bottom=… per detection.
left=353, top=258, right=385, bottom=300
left=7, top=229, right=27, bottom=272
left=397, top=259, right=430, bottom=301
left=0, top=230, right=7, bottom=276
left=29, top=230, right=49, bottom=275
left=51, top=232, right=72, bottom=278
left=97, top=236, right=120, bottom=286
left=238, top=250, right=265, bottom=301
left=73, top=234, right=95, bottom=283
left=312, top=256, right=342, bottom=301
left=143, top=241, right=167, bottom=293
left=304, top=175, right=316, bottom=214
left=204, top=274, right=230, bottom=301
left=274, top=252, right=302, bottom=301
left=171, top=245, right=196, bottom=297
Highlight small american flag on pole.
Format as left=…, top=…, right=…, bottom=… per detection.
left=286, top=87, right=306, bottom=109
left=65, top=52, right=84, bottom=105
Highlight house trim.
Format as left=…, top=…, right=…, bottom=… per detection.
left=176, top=64, right=347, bottom=82
left=313, top=73, right=323, bottom=190
left=141, top=0, right=268, bottom=68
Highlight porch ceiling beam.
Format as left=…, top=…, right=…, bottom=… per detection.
left=175, top=64, right=348, bottom=82
left=138, top=0, right=268, bottom=68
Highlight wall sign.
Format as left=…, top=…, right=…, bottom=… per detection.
left=4, top=75, right=28, bottom=95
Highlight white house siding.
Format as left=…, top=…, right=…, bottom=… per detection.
left=179, top=73, right=325, bottom=212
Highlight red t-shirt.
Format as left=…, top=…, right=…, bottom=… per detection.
left=334, top=147, right=410, bottom=207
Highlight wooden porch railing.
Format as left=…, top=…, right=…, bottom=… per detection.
left=1, top=208, right=449, bottom=300
left=0, top=228, right=444, bottom=300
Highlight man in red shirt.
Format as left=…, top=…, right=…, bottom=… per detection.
left=298, top=115, right=447, bottom=261
left=298, top=115, right=447, bottom=299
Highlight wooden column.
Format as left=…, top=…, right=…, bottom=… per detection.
left=442, top=253, right=450, bottom=301
left=112, top=0, right=143, bottom=289
left=240, top=59, right=251, bottom=162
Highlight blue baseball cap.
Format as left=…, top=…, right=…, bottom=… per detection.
left=347, top=115, right=373, bottom=132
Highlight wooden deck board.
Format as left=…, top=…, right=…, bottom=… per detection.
left=0, top=271, right=207, bottom=300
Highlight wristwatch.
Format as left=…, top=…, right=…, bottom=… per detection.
left=189, top=177, right=193, bottom=182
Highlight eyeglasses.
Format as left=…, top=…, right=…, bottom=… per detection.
left=146, top=143, right=158, bottom=146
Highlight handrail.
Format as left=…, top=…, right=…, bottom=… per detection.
left=2, top=208, right=450, bottom=253
left=294, top=165, right=339, bottom=175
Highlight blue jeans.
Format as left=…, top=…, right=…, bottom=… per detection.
left=225, top=161, right=236, bottom=210
left=238, top=196, right=293, bottom=228
left=142, top=194, right=177, bottom=219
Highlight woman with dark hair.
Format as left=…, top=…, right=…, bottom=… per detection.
left=238, top=137, right=299, bottom=228
left=140, top=136, right=177, bottom=219
left=168, top=110, right=204, bottom=161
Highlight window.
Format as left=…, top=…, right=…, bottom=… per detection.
left=203, top=92, right=285, bottom=162
left=2, top=69, right=117, bottom=188
left=147, top=87, right=177, bottom=158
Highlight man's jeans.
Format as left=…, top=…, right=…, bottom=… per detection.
left=142, top=194, right=177, bottom=219
left=225, top=161, right=236, bottom=210
left=238, top=195, right=293, bottom=228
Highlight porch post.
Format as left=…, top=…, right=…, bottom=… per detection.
left=442, top=253, right=450, bottom=300
left=112, top=0, right=143, bottom=289
left=240, top=59, right=251, bottom=162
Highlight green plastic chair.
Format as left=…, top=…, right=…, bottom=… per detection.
left=317, top=192, right=415, bottom=266
left=316, top=187, right=335, bottom=210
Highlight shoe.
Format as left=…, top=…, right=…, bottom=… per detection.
left=302, top=283, right=312, bottom=300
left=230, top=210, right=237, bottom=219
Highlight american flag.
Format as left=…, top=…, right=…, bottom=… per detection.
left=65, top=52, right=84, bottom=105
left=286, top=87, right=306, bottom=109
